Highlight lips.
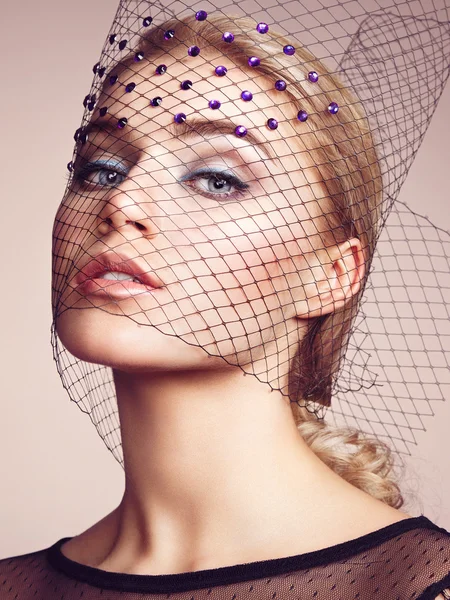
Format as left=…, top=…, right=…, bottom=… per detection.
left=74, top=251, right=162, bottom=291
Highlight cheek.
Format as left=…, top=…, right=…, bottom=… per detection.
left=194, top=218, right=316, bottom=331
left=53, top=192, right=99, bottom=253
left=52, top=194, right=98, bottom=309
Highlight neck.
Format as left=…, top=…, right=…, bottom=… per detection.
left=86, top=366, right=386, bottom=574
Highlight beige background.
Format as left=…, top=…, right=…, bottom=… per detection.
left=0, top=0, right=449, bottom=559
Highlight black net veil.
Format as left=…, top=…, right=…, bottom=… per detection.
left=51, top=0, right=450, bottom=469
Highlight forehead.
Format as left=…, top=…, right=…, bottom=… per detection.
left=91, top=44, right=303, bottom=155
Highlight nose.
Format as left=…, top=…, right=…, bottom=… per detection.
left=95, top=185, right=161, bottom=238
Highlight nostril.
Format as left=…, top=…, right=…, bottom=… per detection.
left=97, top=218, right=113, bottom=234
left=131, top=221, right=146, bottom=231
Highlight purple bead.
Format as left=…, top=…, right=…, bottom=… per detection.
left=109, top=74, right=118, bottom=85
left=267, top=118, right=278, bottom=130
left=118, top=40, right=127, bottom=51
left=328, top=102, right=339, bottom=114
left=134, top=52, right=144, bottom=62
left=195, top=10, right=208, bottom=20
left=256, top=22, right=269, bottom=33
left=125, top=82, right=136, bottom=93
left=87, top=100, right=96, bottom=111
left=235, top=125, right=247, bottom=137
left=181, top=79, right=192, bottom=90
left=248, top=56, right=260, bottom=67
left=283, top=44, right=295, bottom=55
left=297, top=110, right=308, bottom=122
left=188, top=45, right=200, bottom=57
left=174, top=112, right=187, bottom=124
left=99, top=106, right=108, bottom=117
left=109, top=34, right=117, bottom=44
left=83, top=94, right=96, bottom=109
left=156, top=64, right=167, bottom=75
left=150, top=96, right=162, bottom=106
left=215, top=65, right=227, bottom=76
left=92, top=62, right=101, bottom=74
left=164, top=29, right=175, bottom=40
left=308, top=71, right=319, bottom=83
left=222, top=31, right=234, bottom=43
left=74, top=128, right=86, bottom=144
left=67, top=161, right=73, bottom=172
left=143, top=16, right=153, bottom=27
left=241, top=90, right=253, bottom=101
left=117, top=117, right=128, bottom=129
left=209, top=99, right=221, bottom=110
left=275, top=79, right=286, bottom=91
left=98, top=66, right=106, bottom=78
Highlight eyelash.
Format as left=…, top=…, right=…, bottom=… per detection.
left=72, top=162, right=250, bottom=201
left=180, top=167, right=250, bottom=200
left=73, top=161, right=127, bottom=188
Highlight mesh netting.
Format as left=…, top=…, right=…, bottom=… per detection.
left=51, top=0, right=450, bottom=467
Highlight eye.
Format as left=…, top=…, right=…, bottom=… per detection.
left=74, top=160, right=128, bottom=188
left=180, top=168, right=249, bottom=200
left=206, top=175, right=232, bottom=193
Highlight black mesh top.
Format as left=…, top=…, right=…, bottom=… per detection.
left=2, top=515, right=450, bottom=599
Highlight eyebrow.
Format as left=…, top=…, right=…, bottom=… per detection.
left=167, top=116, right=278, bottom=161
left=84, top=115, right=278, bottom=161
left=84, top=119, right=136, bottom=140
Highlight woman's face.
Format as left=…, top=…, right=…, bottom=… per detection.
left=53, top=43, right=330, bottom=382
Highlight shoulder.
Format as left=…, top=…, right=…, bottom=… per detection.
left=338, top=510, right=450, bottom=600
left=396, top=515, right=450, bottom=600
left=0, top=542, right=56, bottom=599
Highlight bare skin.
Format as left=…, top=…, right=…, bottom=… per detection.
left=60, top=363, right=412, bottom=575
left=56, top=46, right=413, bottom=575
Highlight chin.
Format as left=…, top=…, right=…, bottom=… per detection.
left=54, top=307, right=224, bottom=373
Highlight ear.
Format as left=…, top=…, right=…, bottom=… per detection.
left=295, top=237, right=366, bottom=319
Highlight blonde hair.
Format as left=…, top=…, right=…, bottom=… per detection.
left=122, top=13, right=404, bottom=508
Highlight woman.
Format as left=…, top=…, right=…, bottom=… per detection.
left=2, top=8, right=450, bottom=600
